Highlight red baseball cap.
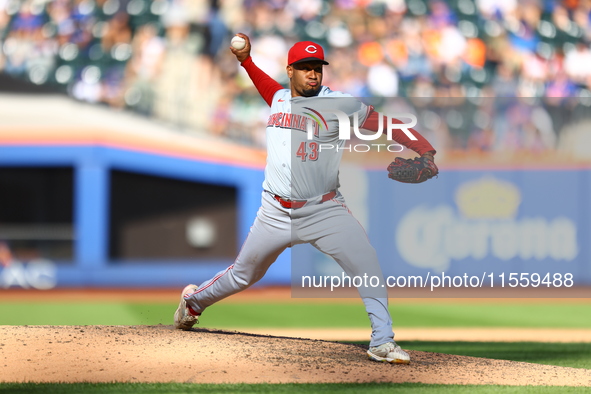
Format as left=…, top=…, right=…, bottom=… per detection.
left=287, top=41, right=329, bottom=65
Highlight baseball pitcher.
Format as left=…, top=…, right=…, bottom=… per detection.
left=174, top=35, right=438, bottom=364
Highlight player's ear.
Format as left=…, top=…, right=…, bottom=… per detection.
left=286, top=65, right=293, bottom=79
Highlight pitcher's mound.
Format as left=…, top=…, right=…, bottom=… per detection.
left=1, top=325, right=590, bottom=386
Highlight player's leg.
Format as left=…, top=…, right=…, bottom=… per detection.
left=294, top=196, right=400, bottom=349
left=303, top=203, right=410, bottom=363
left=181, top=191, right=291, bottom=315
left=307, top=224, right=394, bottom=347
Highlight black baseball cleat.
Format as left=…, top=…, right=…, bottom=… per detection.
left=174, top=284, right=199, bottom=330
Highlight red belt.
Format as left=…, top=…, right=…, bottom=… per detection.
left=272, top=190, right=337, bottom=209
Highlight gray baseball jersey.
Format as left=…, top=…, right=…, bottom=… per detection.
left=264, top=87, right=370, bottom=200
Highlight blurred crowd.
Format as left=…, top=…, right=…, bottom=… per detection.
left=1, top=0, right=591, bottom=157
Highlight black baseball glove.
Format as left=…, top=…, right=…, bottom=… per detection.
left=387, top=154, right=439, bottom=184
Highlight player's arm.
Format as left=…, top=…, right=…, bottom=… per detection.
left=230, top=33, right=283, bottom=107
left=360, top=108, right=436, bottom=159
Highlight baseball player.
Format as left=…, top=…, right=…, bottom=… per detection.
left=174, top=34, right=438, bottom=364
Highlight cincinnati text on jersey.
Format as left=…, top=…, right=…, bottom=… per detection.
left=267, top=112, right=320, bottom=137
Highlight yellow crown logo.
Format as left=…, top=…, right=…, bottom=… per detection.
left=455, top=177, right=521, bottom=219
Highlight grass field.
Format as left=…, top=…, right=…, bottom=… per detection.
left=1, top=301, right=590, bottom=328
left=377, top=341, right=591, bottom=368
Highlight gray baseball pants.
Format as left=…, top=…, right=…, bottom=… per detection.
left=185, top=190, right=395, bottom=347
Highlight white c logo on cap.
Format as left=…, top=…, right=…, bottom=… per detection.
left=305, top=45, right=317, bottom=54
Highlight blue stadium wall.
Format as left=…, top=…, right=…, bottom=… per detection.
left=294, top=166, right=591, bottom=289
left=1, top=143, right=590, bottom=288
left=0, top=144, right=289, bottom=288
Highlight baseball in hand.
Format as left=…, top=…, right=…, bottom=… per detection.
left=231, top=35, right=246, bottom=50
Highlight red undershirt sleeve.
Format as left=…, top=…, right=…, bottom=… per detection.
left=359, top=109, right=436, bottom=156
left=240, top=56, right=284, bottom=107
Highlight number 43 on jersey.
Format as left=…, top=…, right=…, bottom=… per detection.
left=296, top=142, right=319, bottom=161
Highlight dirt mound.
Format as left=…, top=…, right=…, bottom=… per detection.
left=1, top=325, right=590, bottom=386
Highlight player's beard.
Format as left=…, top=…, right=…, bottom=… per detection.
left=301, top=85, right=320, bottom=97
